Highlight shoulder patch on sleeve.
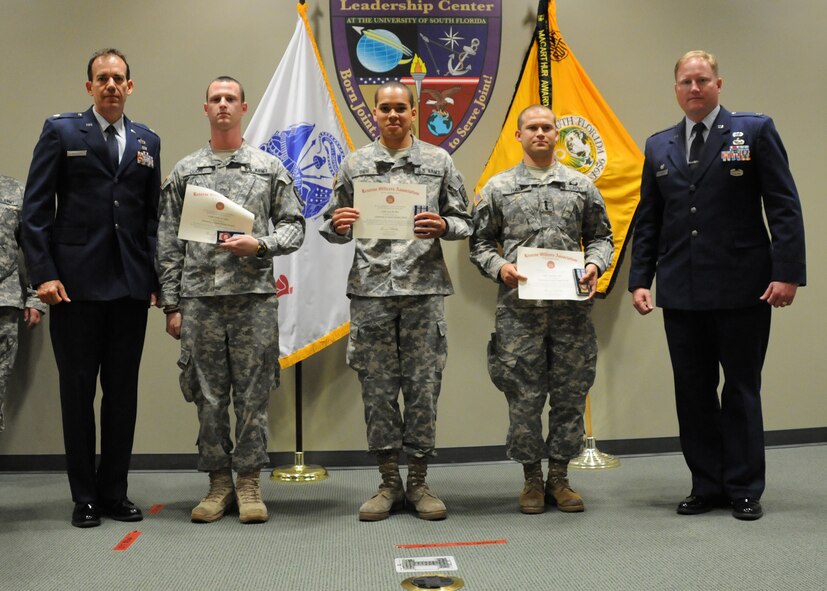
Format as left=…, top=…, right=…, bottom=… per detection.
left=474, top=188, right=492, bottom=208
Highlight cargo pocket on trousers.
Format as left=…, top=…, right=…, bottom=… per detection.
left=346, top=324, right=367, bottom=373
left=486, top=333, right=520, bottom=393
left=434, top=320, right=448, bottom=373
left=177, top=348, right=196, bottom=403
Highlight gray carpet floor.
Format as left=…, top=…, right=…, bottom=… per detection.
left=0, top=445, right=825, bottom=590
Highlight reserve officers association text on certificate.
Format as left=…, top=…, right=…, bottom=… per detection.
left=178, top=185, right=254, bottom=244
left=517, top=246, right=587, bottom=300
left=352, top=181, right=426, bottom=240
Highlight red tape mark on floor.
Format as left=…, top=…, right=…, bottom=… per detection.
left=396, top=539, right=508, bottom=549
left=148, top=504, right=164, bottom=515
left=114, top=530, right=142, bottom=551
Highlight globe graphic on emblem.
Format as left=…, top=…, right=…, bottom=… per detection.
left=427, top=111, right=453, bottom=136
left=556, top=127, right=595, bottom=173
left=357, top=30, right=404, bottom=73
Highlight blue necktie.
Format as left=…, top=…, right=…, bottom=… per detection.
left=105, top=125, right=119, bottom=170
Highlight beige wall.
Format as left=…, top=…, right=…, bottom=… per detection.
left=0, top=0, right=823, bottom=457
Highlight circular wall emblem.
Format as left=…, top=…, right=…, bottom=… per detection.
left=386, top=195, right=395, bottom=204
left=554, top=115, right=607, bottom=181
left=215, top=202, right=225, bottom=211
left=546, top=260, right=556, bottom=269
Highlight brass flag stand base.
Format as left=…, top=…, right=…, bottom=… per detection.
left=569, top=393, right=620, bottom=470
left=569, top=435, right=620, bottom=470
left=271, top=451, right=328, bottom=483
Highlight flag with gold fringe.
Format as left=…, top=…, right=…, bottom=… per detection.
left=475, top=0, right=642, bottom=295
left=244, top=1, right=355, bottom=368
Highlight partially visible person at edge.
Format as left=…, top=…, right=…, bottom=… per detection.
left=628, top=50, right=806, bottom=521
left=21, top=48, right=160, bottom=528
left=0, top=175, right=45, bottom=433
left=319, top=81, right=472, bottom=522
left=156, top=76, right=304, bottom=524
left=470, top=104, right=613, bottom=515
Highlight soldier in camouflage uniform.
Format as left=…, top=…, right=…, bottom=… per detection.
left=320, top=81, right=472, bottom=521
left=0, top=175, right=45, bottom=432
left=470, top=105, right=613, bottom=514
left=156, top=77, right=305, bottom=524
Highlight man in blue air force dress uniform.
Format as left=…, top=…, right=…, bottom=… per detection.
left=22, top=48, right=160, bottom=528
left=629, top=50, right=805, bottom=521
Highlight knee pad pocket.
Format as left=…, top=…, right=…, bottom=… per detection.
left=487, top=333, right=522, bottom=393
left=347, top=321, right=395, bottom=375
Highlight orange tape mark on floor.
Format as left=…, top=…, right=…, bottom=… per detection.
left=148, top=504, right=164, bottom=515
left=114, top=530, right=142, bottom=551
left=396, top=539, right=508, bottom=549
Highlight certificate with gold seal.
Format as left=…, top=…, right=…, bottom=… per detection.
left=178, top=185, right=254, bottom=244
left=517, top=247, right=586, bottom=300
left=352, top=181, right=426, bottom=240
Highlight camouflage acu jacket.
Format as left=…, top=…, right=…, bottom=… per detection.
left=470, top=161, right=613, bottom=307
left=156, top=142, right=305, bottom=306
left=319, top=138, right=472, bottom=297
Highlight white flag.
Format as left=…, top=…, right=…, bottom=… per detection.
left=245, top=2, right=354, bottom=368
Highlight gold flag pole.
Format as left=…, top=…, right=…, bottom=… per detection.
left=569, top=393, right=619, bottom=469
left=271, top=361, right=328, bottom=482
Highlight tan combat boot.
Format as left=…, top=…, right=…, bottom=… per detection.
left=359, top=450, right=404, bottom=521
left=191, top=468, right=235, bottom=523
left=405, top=455, right=447, bottom=520
left=519, top=461, right=545, bottom=514
left=236, top=471, right=269, bottom=523
left=546, top=460, right=585, bottom=512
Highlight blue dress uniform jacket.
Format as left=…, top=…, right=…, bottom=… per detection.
left=629, top=107, right=805, bottom=309
left=22, top=107, right=160, bottom=301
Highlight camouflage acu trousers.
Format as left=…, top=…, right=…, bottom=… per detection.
left=487, top=302, right=596, bottom=463
left=0, top=307, right=19, bottom=431
left=347, top=295, right=448, bottom=457
left=178, top=294, right=279, bottom=472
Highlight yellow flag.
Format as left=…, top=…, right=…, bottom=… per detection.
left=475, top=0, right=642, bottom=295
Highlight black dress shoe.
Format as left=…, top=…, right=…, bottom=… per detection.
left=676, top=494, right=725, bottom=515
left=731, top=497, right=763, bottom=521
left=72, top=503, right=101, bottom=528
left=102, top=498, right=143, bottom=522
